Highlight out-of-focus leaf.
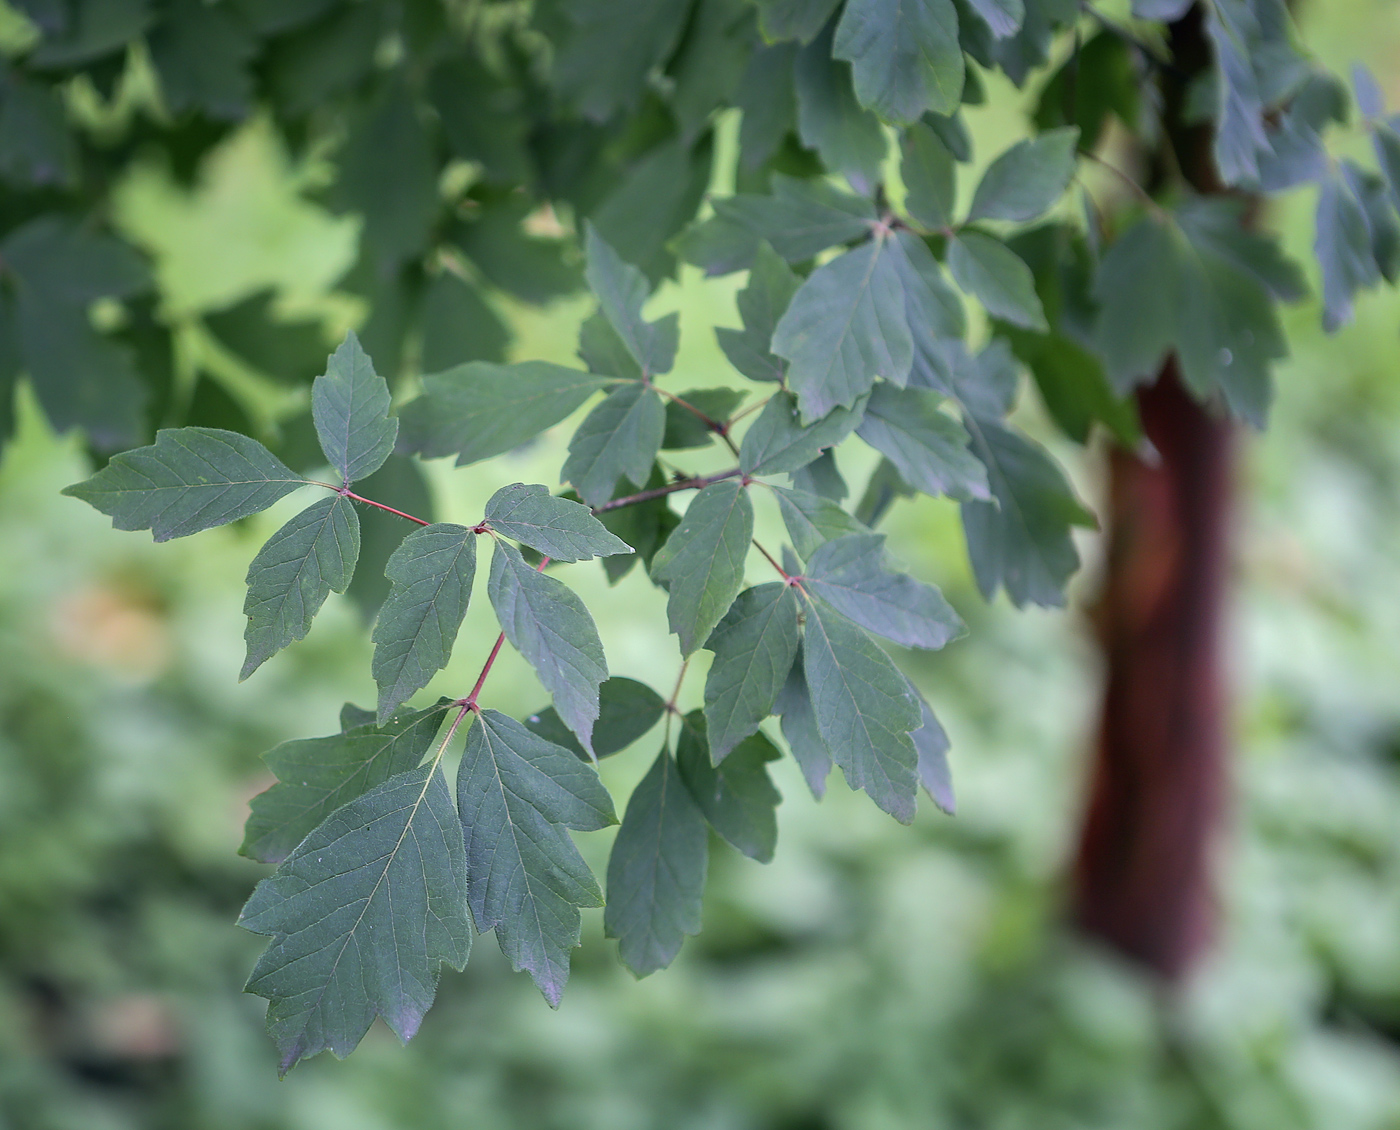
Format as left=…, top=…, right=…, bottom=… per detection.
left=833, top=0, right=963, bottom=123
left=965, top=127, right=1078, bottom=223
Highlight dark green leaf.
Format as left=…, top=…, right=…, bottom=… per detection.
left=203, top=290, right=330, bottom=387
left=703, top=581, right=801, bottom=762
left=242, top=703, right=450, bottom=865
left=855, top=382, right=988, bottom=500
left=0, top=72, right=76, bottom=187
left=553, top=0, right=692, bottom=120
left=242, top=494, right=360, bottom=679
left=1, top=216, right=147, bottom=303
left=901, top=123, right=958, bottom=230
left=740, top=390, right=867, bottom=475
left=451, top=201, right=580, bottom=305
left=774, top=649, right=833, bottom=798
left=966, top=127, right=1078, bottom=222
left=906, top=679, right=954, bottom=813
left=265, top=2, right=381, bottom=116
left=752, top=0, right=842, bottom=42
left=651, top=480, right=755, bottom=656
left=312, top=332, right=396, bottom=484
left=488, top=540, right=608, bottom=756
left=428, top=55, right=531, bottom=184
left=419, top=272, right=510, bottom=372
left=833, top=0, right=963, bottom=123
left=771, top=483, right=870, bottom=559
left=485, top=483, right=632, bottom=561
left=525, top=677, right=666, bottom=761
left=716, top=243, right=802, bottom=384
left=891, top=229, right=966, bottom=349
left=662, top=388, right=746, bottom=449
left=1091, top=216, right=1180, bottom=392
left=854, top=456, right=915, bottom=526
left=458, top=710, right=615, bottom=1006
left=774, top=240, right=914, bottom=422
left=790, top=447, right=849, bottom=502
left=794, top=23, right=888, bottom=189
left=28, top=0, right=148, bottom=68
left=737, top=43, right=798, bottom=170
left=947, top=232, right=1048, bottom=330
left=1316, top=170, right=1380, bottom=332
left=713, top=175, right=876, bottom=262
left=578, top=309, right=642, bottom=381
left=604, top=746, right=709, bottom=977
left=400, top=362, right=609, bottom=467
left=561, top=383, right=666, bottom=509
left=677, top=712, right=781, bottom=862
left=62, top=428, right=303, bottom=542
left=668, top=0, right=755, bottom=141
left=148, top=0, right=255, bottom=120
left=966, top=0, right=1024, bottom=37
left=239, top=764, right=471, bottom=1075
left=804, top=533, right=963, bottom=649
left=800, top=595, right=920, bottom=822
left=371, top=524, right=477, bottom=722
left=583, top=224, right=679, bottom=377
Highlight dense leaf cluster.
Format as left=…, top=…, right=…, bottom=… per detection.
left=41, top=0, right=1400, bottom=1074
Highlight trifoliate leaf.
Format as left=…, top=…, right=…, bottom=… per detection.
left=740, top=390, right=868, bottom=476
left=661, top=389, right=746, bottom=449
left=966, top=127, right=1078, bottom=223
left=484, top=483, right=632, bottom=562
left=793, top=24, right=888, bottom=190
left=947, top=232, right=1048, bottom=330
left=703, top=582, right=802, bottom=762
left=771, top=483, right=871, bottom=559
left=239, top=764, right=471, bottom=1075
left=488, top=540, right=608, bottom=756
left=804, top=533, right=963, bottom=649
left=242, top=494, right=360, bottom=679
left=371, top=524, right=477, bottom=721
left=800, top=595, right=920, bottom=822
left=651, top=480, right=755, bottom=656
left=752, top=0, right=842, bottom=42
left=774, top=239, right=914, bottom=422
left=961, top=418, right=1093, bottom=607
left=584, top=224, right=679, bottom=377
left=774, top=649, right=833, bottom=798
left=458, top=709, right=615, bottom=1006
left=242, top=702, right=451, bottom=865
left=312, top=332, right=397, bottom=484
left=901, top=123, right=958, bottom=230
left=561, top=383, right=666, bottom=508
left=716, top=243, right=802, bottom=384
left=855, top=382, right=989, bottom=500
left=604, top=746, right=709, bottom=977
left=63, top=428, right=303, bottom=542
left=712, top=176, right=876, bottom=262
left=833, top=0, right=963, bottom=124
left=400, top=362, right=609, bottom=467
left=905, top=678, right=954, bottom=813
left=525, top=677, right=667, bottom=760
left=677, top=712, right=781, bottom=862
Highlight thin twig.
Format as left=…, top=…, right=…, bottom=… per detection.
left=344, top=489, right=432, bottom=526
left=752, top=538, right=791, bottom=581
left=654, top=387, right=742, bottom=458
left=590, top=467, right=743, bottom=514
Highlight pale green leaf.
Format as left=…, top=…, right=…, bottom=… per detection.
left=703, top=582, right=802, bottom=762
left=484, top=483, right=632, bottom=562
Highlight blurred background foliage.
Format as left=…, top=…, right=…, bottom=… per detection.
left=4, top=0, right=1400, bottom=1127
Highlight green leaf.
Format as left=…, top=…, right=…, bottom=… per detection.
left=400, top=362, right=609, bottom=467
left=1091, top=216, right=1180, bottom=391
left=589, top=464, right=681, bottom=584
left=906, top=679, right=955, bottom=814
left=716, top=243, right=802, bottom=384
left=584, top=224, right=679, bottom=377
left=203, top=289, right=331, bottom=387
left=966, top=127, right=1079, bottom=223
left=419, top=271, right=510, bottom=372
left=800, top=596, right=920, bottom=822
left=63, top=428, right=304, bottom=542
left=854, top=455, right=916, bottom=527
left=242, top=703, right=450, bottom=865
left=651, top=480, right=755, bottom=656
left=561, top=383, right=667, bottom=509
left=242, top=494, right=360, bottom=679
left=752, top=0, right=841, bottom=42
left=577, top=310, right=643, bottom=381
left=0, top=72, right=76, bottom=188
left=790, top=448, right=849, bottom=502
left=0, top=216, right=146, bottom=303
left=833, top=0, right=963, bottom=123
left=525, top=677, right=667, bottom=761
left=961, top=419, right=1092, bottom=607
left=891, top=230, right=966, bottom=347
left=346, top=455, right=435, bottom=622
left=774, top=649, right=833, bottom=798
left=312, top=332, right=397, bottom=485
left=901, top=123, right=958, bottom=230
left=771, top=483, right=870, bottom=559
left=662, top=389, right=747, bottom=449
left=484, top=483, right=632, bottom=562
left=712, top=176, right=876, bottom=262
left=740, top=390, right=867, bottom=476
left=947, top=232, right=1048, bottom=330
left=774, top=240, right=914, bottom=422
left=855, top=382, right=989, bottom=500
left=966, top=0, right=1025, bottom=37
left=553, top=0, right=691, bottom=120
left=148, top=0, right=256, bottom=120
left=804, top=533, right=963, bottom=649
left=677, top=712, right=781, bottom=862
left=1316, top=170, right=1380, bottom=332
left=458, top=710, right=615, bottom=1006
left=703, top=582, right=802, bottom=762
left=371, top=524, right=477, bottom=722
left=488, top=540, right=608, bottom=756
left=794, top=23, right=888, bottom=189
left=239, top=764, right=471, bottom=1075
left=604, top=746, right=709, bottom=977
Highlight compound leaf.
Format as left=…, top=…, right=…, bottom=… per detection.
left=713, top=176, right=875, bottom=263
left=774, top=650, right=833, bottom=798
left=242, top=494, right=360, bottom=679
left=488, top=540, right=608, bottom=755
left=239, top=764, right=471, bottom=1075
left=604, top=746, right=708, bottom=977
left=63, top=428, right=303, bottom=542
left=484, top=483, right=632, bottom=562
left=651, top=480, right=755, bottom=656
left=458, top=709, right=615, bottom=1006
left=906, top=679, right=955, bottom=814
left=372, top=524, right=477, bottom=722
left=771, top=484, right=870, bottom=559
left=677, top=712, right=781, bottom=862
left=312, top=332, right=396, bottom=484
left=703, top=582, right=802, bottom=762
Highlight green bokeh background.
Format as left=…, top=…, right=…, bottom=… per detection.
left=5, top=3, right=1400, bottom=1127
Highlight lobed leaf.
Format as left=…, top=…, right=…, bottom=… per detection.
left=584, top=224, right=679, bottom=377
left=906, top=678, right=955, bottom=814
left=715, top=242, right=801, bottom=384
left=900, top=123, right=958, bottom=231
left=774, top=649, right=834, bottom=799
